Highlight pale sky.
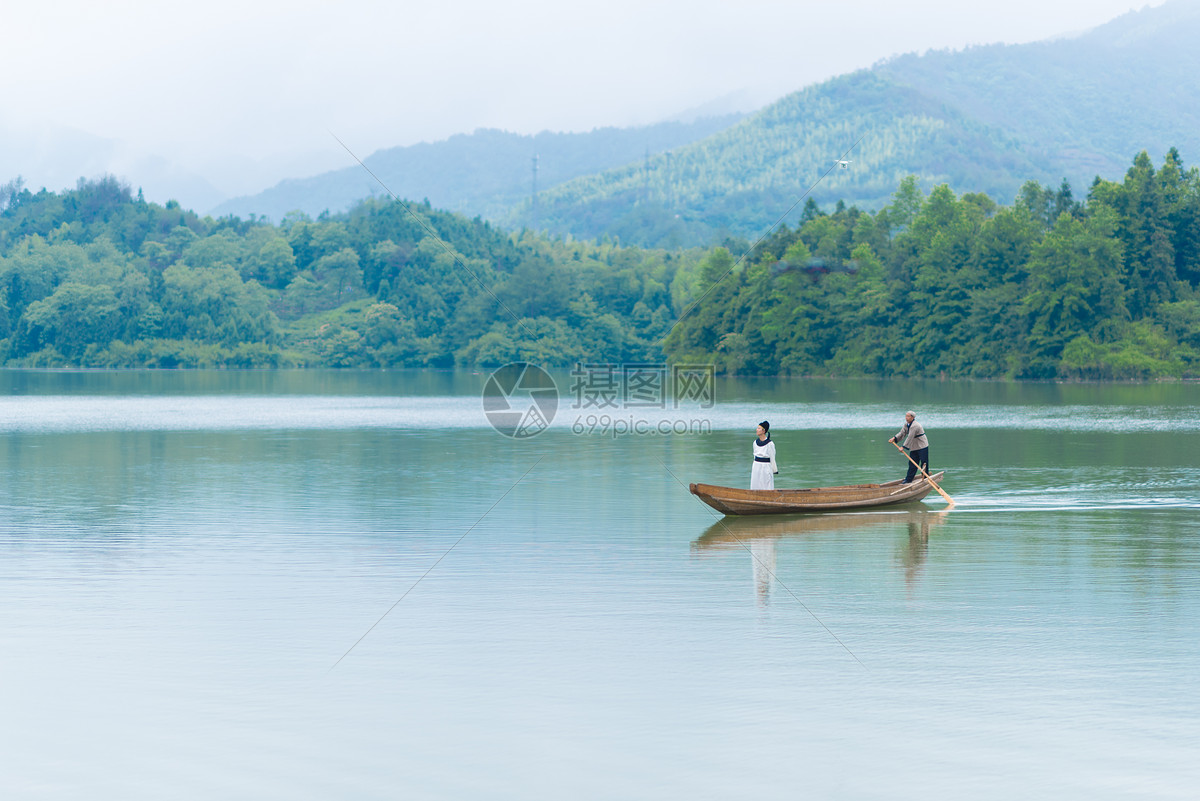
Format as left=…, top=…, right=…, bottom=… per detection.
left=0, top=0, right=1168, bottom=209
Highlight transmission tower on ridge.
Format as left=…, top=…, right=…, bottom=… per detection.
left=644, top=146, right=651, bottom=204
left=664, top=150, right=673, bottom=212
left=531, top=154, right=539, bottom=232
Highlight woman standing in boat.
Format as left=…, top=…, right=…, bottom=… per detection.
left=751, top=421, right=778, bottom=490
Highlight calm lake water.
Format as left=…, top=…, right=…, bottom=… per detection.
left=1, top=370, right=1197, bottom=799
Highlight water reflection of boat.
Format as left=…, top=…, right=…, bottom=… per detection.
left=692, top=509, right=949, bottom=550
left=689, top=472, right=945, bottom=515
left=693, top=509, right=949, bottom=603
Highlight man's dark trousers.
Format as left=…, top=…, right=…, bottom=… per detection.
left=904, top=447, right=929, bottom=483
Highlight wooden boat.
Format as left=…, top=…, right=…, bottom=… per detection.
left=688, top=472, right=945, bottom=515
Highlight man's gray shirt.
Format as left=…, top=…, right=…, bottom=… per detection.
left=896, top=421, right=928, bottom=450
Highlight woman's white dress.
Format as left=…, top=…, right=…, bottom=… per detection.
left=750, top=438, right=777, bottom=490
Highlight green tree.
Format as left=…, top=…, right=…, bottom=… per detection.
left=244, top=234, right=297, bottom=288
left=313, top=247, right=363, bottom=304
left=1116, top=151, right=1177, bottom=318
left=18, top=282, right=121, bottom=360
left=1022, top=207, right=1128, bottom=375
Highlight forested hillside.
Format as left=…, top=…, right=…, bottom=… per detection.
left=517, top=0, right=1200, bottom=247
left=663, top=150, right=1200, bottom=379
left=2, top=146, right=1198, bottom=379
left=518, top=71, right=1045, bottom=248
left=0, top=177, right=686, bottom=368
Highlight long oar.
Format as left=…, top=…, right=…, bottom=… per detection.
left=891, top=441, right=955, bottom=508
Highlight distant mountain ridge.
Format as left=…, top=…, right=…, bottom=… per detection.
left=515, top=0, right=1200, bottom=246
left=212, top=0, right=1200, bottom=249
left=875, top=0, right=1200, bottom=184
left=209, top=115, right=746, bottom=222
left=518, top=71, right=1049, bottom=247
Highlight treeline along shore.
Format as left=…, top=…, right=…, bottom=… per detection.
left=1, top=148, right=1198, bottom=378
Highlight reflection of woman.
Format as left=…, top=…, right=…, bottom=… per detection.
left=751, top=538, right=776, bottom=605
left=751, top=421, right=778, bottom=490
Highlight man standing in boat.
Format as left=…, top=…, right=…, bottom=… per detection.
left=889, top=410, right=929, bottom=484
left=751, top=421, right=778, bottom=490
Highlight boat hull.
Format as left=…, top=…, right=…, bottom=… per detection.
left=688, top=472, right=945, bottom=515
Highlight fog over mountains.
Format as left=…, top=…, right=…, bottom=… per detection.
left=208, top=0, right=1200, bottom=247
left=519, top=0, right=1200, bottom=246
left=6, top=1, right=1194, bottom=249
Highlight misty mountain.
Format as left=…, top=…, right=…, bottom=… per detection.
left=516, top=0, right=1200, bottom=246
left=209, top=115, right=747, bottom=223
left=876, top=0, right=1200, bottom=186
left=0, top=123, right=226, bottom=212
